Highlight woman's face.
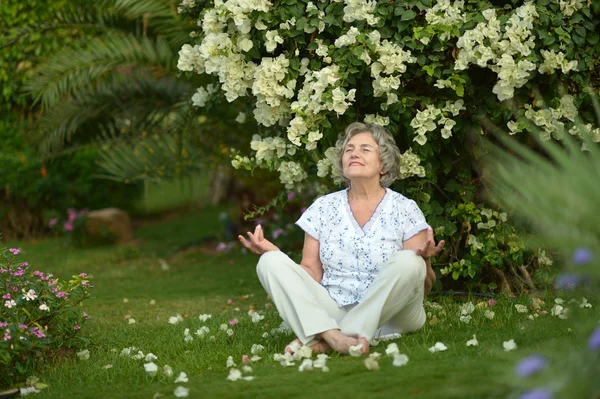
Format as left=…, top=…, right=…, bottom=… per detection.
left=342, top=132, right=383, bottom=183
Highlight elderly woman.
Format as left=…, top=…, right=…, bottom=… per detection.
left=238, top=122, right=444, bottom=355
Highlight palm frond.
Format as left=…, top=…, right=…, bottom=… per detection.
left=96, top=134, right=205, bottom=182
left=23, top=33, right=177, bottom=110
left=30, top=70, right=194, bottom=154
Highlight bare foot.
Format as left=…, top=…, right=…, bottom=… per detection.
left=285, top=338, right=332, bottom=354
left=320, top=329, right=370, bottom=355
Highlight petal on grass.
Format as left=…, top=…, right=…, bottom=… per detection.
left=503, top=339, right=517, bottom=352
left=349, top=344, right=364, bottom=357
left=466, top=335, right=479, bottom=347
left=173, top=386, right=190, bottom=398
left=428, top=342, right=448, bottom=353
left=392, top=354, right=409, bottom=367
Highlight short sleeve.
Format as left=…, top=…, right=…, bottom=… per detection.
left=295, top=198, right=323, bottom=240
left=401, top=200, right=430, bottom=241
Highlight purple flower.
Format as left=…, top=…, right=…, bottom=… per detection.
left=31, top=327, right=45, bottom=338
left=18, top=324, right=28, bottom=330
left=287, top=192, right=296, bottom=201
left=516, top=354, right=547, bottom=377
left=272, top=228, right=286, bottom=239
left=589, top=327, right=600, bottom=351
left=9, top=248, right=20, bottom=255
left=519, top=389, right=553, bottom=399
left=555, top=274, right=581, bottom=289
left=572, top=247, right=592, bottom=265
left=215, top=242, right=227, bottom=252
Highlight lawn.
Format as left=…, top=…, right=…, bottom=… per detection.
left=3, top=203, right=599, bottom=399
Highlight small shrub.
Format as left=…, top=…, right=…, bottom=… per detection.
left=0, top=246, right=92, bottom=388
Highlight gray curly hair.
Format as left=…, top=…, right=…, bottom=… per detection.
left=332, top=122, right=401, bottom=188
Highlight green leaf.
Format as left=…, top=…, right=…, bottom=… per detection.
left=401, top=10, right=417, bottom=21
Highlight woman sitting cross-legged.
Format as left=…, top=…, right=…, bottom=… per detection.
left=238, top=122, right=445, bottom=355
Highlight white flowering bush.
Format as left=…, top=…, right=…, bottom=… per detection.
left=177, top=0, right=600, bottom=290
left=0, top=247, right=92, bottom=387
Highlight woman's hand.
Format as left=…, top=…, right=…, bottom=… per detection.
left=414, top=227, right=445, bottom=260
left=238, top=225, right=280, bottom=255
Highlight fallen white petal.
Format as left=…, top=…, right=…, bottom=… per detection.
left=385, top=343, right=399, bottom=356
left=503, top=339, right=517, bottom=351
left=466, top=335, right=478, bottom=347
left=227, top=368, right=242, bottom=381
left=428, top=342, right=448, bottom=353
left=173, top=386, right=189, bottom=398
left=392, top=353, right=409, bottom=367
left=174, top=372, right=188, bottom=383
left=298, top=359, right=313, bottom=372
left=364, top=357, right=379, bottom=371
left=349, top=344, right=364, bottom=357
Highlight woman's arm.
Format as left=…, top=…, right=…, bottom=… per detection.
left=402, top=227, right=445, bottom=296
left=299, top=233, right=323, bottom=283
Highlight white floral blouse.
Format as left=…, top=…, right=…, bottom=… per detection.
left=296, top=188, right=429, bottom=307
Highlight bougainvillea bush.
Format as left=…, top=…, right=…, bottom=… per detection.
left=176, top=0, right=600, bottom=291
left=0, top=246, right=92, bottom=387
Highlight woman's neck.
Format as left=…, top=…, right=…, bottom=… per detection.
left=347, top=181, right=385, bottom=202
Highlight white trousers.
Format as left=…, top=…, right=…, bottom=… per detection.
left=256, top=250, right=427, bottom=344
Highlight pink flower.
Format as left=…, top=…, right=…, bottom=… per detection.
left=488, top=299, right=497, bottom=307
left=216, top=242, right=227, bottom=252
left=0, top=322, right=7, bottom=327
left=227, top=298, right=234, bottom=304
left=9, top=248, right=20, bottom=255
left=79, top=273, right=87, bottom=278
left=229, top=318, right=238, bottom=326
left=48, top=218, right=58, bottom=228
left=83, top=312, right=89, bottom=320
left=18, top=324, right=28, bottom=329
left=20, top=262, right=28, bottom=268
left=287, top=192, right=296, bottom=201
left=3, top=332, right=11, bottom=341
left=242, top=354, right=251, bottom=364
left=56, top=291, right=69, bottom=298
left=63, top=222, right=74, bottom=232
left=2, top=294, right=10, bottom=299
left=73, top=325, right=81, bottom=330
left=31, top=327, right=45, bottom=338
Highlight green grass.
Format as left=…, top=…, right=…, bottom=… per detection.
left=3, top=208, right=599, bottom=399
left=132, top=173, right=212, bottom=216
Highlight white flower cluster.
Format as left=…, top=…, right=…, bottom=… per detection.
left=252, top=54, right=296, bottom=108
left=250, top=135, right=297, bottom=165
left=231, top=154, right=253, bottom=170
left=523, top=95, right=578, bottom=141
left=191, top=84, right=218, bottom=107
left=177, top=0, right=196, bottom=14
left=361, top=30, right=417, bottom=110
left=288, top=65, right=356, bottom=146
left=363, top=114, right=390, bottom=126
left=398, top=149, right=426, bottom=179
left=343, top=0, right=379, bottom=26
left=316, top=147, right=338, bottom=178
left=455, top=3, right=539, bottom=101
left=425, top=0, right=466, bottom=40
left=277, top=161, right=308, bottom=189
left=538, top=50, right=578, bottom=75
left=334, top=26, right=360, bottom=48
left=569, top=123, right=600, bottom=151
left=410, top=100, right=465, bottom=145
left=366, top=31, right=417, bottom=109
left=559, top=0, right=584, bottom=16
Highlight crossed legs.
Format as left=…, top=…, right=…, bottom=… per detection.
left=256, top=250, right=426, bottom=355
